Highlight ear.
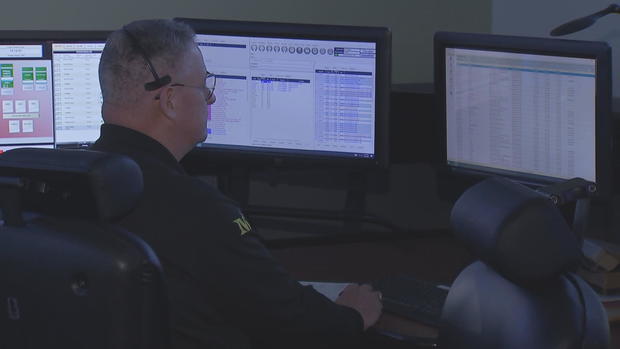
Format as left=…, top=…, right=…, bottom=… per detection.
left=157, top=86, right=177, bottom=120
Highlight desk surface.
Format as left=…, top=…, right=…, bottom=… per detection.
left=270, top=234, right=620, bottom=348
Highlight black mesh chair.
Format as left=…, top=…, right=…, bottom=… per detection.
left=440, top=177, right=610, bottom=349
left=0, top=148, right=169, bottom=349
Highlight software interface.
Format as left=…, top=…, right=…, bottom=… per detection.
left=0, top=44, right=54, bottom=151
left=52, top=42, right=105, bottom=145
left=445, top=48, right=596, bottom=182
left=195, top=34, right=377, bottom=159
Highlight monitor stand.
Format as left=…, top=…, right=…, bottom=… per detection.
left=536, top=177, right=597, bottom=242
left=216, top=166, right=251, bottom=209
left=216, top=167, right=401, bottom=240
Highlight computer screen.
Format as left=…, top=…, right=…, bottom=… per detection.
left=0, top=31, right=109, bottom=150
left=52, top=41, right=105, bottom=147
left=0, top=41, right=54, bottom=152
left=435, top=32, right=612, bottom=195
left=176, top=18, right=391, bottom=169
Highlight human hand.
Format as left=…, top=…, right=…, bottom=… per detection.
left=335, top=283, right=383, bottom=330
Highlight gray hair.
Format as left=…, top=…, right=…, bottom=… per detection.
left=99, top=19, right=196, bottom=105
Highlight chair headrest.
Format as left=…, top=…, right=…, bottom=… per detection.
left=450, top=177, right=580, bottom=283
left=0, top=148, right=143, bottom=222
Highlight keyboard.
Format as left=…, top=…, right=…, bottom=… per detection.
left=372, top=274, right=449, bottom=327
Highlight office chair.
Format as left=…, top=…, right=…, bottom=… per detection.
left=440, top=177, right=610, bottom=349
left=0, top=148, right=170, bottom=349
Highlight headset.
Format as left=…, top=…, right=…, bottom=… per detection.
left=122, top=27, right=172, bottom=91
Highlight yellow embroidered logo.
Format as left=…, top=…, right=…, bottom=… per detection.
left=233, top=216, right=252, bottom=235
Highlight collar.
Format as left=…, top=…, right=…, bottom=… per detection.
left=92, top=124, right=186, bottom=174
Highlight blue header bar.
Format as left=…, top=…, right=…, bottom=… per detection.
left=316, top=70, right=372, bottom=76
left=198, top=43, right=246, bottom=49
left=53, top=50, right=103, bottom=54
left=215, top=75, right=247, bottom=80
left=459, top=63, right=595, bottom=78
left=252, top=77, right=311, bottom=83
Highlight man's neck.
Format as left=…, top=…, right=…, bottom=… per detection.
left=101, top=104, right=190, bottom=161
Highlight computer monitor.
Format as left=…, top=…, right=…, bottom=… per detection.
left=52, top=40, right=106, bottom=147
left=0, top=40, right=54, bottom=152
left=0, top=31, right=109, bottom=150
left=434, top=32, right=612, bottom=196
left=176, top=18, right=391, bottom=169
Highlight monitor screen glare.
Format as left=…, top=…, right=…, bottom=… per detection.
left=195, top=33, right=377, bottom=160
left=445, top=47, right=597, bottom=183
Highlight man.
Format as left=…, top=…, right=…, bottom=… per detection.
left=92, top=19, right=382, bottom=348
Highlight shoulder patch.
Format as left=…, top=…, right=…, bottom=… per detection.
left=232, top=215, right=252, bottom=235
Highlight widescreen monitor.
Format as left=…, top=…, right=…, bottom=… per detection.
left=176, top=18, right=391, bottom=169
left=434, top=32, right=612, bottom=195
left=0, top=40, right=54, bottom=152
left=52, top=40, right=106, bottom=147
left=0, top=31, right=108, bottom=150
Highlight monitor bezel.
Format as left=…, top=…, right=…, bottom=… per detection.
left=45, top=32, right=109, bottom=148
left=175, top=18, right=391, bottom=170
left=434, top=31, right=612, bottom=197
left=0, top=31, right=110, bottom=42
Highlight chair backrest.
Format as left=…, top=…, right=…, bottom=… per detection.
left=440, top=177, right=610, bottom=349
left=0, top=148, right=170, bottom=349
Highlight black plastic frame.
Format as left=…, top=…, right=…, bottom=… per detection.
left=0, top=30, right=110, bottom=42
left=434, top=31, right=613, bottom=197
left=176, top=18, right=391, bottom=171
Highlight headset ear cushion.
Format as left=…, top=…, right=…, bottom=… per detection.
left=570, top=274, right=610, bottom=348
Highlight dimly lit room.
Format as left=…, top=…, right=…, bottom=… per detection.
left=0, top=1, right=619, bottom=348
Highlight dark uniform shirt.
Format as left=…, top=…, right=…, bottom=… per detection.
left=91, top=124, right=364, bottom=349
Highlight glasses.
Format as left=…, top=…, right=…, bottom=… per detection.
left=171, top=73, right=216, bottom=101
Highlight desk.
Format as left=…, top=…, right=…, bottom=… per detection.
left=270, top=234, right=620, bottom=348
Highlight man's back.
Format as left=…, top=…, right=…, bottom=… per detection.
left=91, top=124, right=364, bottom=348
